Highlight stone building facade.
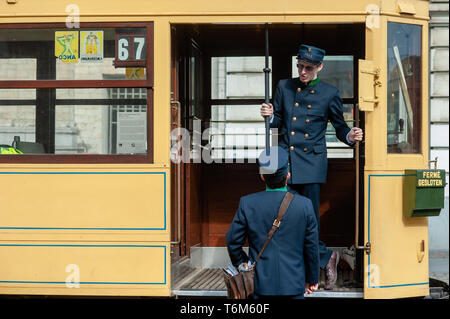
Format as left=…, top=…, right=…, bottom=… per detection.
left=428, top=0, right=449, bottom=252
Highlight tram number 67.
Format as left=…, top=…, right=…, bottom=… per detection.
left=115, top=34, right=146, bottom=66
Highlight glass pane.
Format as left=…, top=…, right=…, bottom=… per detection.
left=387, top=22, right=422, bottom=154
left=0, top=58, right=36, bottom=80
left=55, top=88, right=147, bottom=155
left=0, top=88, right=147, bottom=155
left=0, top=89, right=37, bottom=147
left=55, top=104, right=146, bottom=155
left=292, top=56, right=354, bottom=98
left=0, top=28, right=146, bottom=81
left=210, top=104, right=267, bottom=160
left=211, top=57, right=272, bottom=99
left=0, top=88, right=36, bottom=100
left=0, top=105, right=36, bottom=146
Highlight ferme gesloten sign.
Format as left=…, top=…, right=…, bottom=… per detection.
left=416, top=170, right=445, bottom=187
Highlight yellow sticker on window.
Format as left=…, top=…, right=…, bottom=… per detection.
left=55, top=31, right=79, bottom=63
left=80, top=31, right=104, bottom=63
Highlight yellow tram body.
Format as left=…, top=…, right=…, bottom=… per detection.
left=0, top=0, right=434, bottom=298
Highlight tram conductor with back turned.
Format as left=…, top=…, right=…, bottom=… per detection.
left=260, top=44, right=363, bottom=289
left=226, top=146, right=320, bottom=298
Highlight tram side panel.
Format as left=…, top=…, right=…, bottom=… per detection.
left=0, top=170, right=171, bottom=296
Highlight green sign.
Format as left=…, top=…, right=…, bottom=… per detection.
left=404, top=169, right=446, bottom=218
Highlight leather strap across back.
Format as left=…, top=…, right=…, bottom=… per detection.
left=253, top=192, right=294, bottom=265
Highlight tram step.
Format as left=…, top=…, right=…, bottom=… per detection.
left=171, top=265, right=363, bottom=298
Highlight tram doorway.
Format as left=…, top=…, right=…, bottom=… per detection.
left=170, top=23, right=366, bottom=297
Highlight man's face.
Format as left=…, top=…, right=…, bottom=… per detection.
left=297, top=62, right=323, bottom=83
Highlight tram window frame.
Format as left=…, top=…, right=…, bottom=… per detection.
left=386, top=22, right=422, bottom=154
left=0, top=22, right=154, bottom=164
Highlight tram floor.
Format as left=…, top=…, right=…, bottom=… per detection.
left=171, top=259, right=363, bottom=298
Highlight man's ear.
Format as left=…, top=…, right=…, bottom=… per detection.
left=286, top=172, right=291, bottom=181
left=317, top=63, right=324, bottom=72
left=260, top=174, right=265, bottom=182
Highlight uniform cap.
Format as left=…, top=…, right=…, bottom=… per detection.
left=258, top=146, right=289, bottom=179
left=297, top=44, right=326, bottom=66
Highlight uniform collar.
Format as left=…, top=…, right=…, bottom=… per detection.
left=298, top=77, right=320, bottom=88
left=307, top=77, right=320, bottom=87
left=266, top=186, right=288, bottom=192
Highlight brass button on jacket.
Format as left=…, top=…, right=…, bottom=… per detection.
left=303, top=147, right=308, bottom=152
left=310, top=90, right=315, bottom=94
left=295, top=102, right=299, bottom=107
left=291, top=131, right=295, bottom=136
left=307, top=105, right=312, bottom=109
left=290, top=146, right=295, bottom=151
left=297, top=88, right=301, bottom=92
left=305, top=119, right=310, bottom=123
left=292, top=117, right=297, bottom=121
left=304, top=133, right=309, bottom=138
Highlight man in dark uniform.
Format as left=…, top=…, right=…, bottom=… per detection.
left=226, top=146, right=320, bottom=298
left=260, top=44, right=363, bottom=289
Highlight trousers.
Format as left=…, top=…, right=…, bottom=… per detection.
left=287, top=183, right=332, bottom=269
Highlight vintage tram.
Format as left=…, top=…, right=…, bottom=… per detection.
left=0, top=0, right=444, bottom=299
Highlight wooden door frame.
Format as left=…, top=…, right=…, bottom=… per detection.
left=170, top=25, right=187, bottom=261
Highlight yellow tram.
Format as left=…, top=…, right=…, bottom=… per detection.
left=0, top=0, right=442, bottom=299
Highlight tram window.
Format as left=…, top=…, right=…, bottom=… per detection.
left=0, top=28, right=147, bottom=81
left=291, top=55, right=354, bottom=99
left=55, top=88, right=147, bottom=155
left=0, top=23, right=153, bottom=162
left=0, top=88, right=147, bottom=155
left=387, top=22, right=422, bottom=154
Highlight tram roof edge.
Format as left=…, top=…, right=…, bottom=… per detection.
left=0, top=0, right=430, bottom=23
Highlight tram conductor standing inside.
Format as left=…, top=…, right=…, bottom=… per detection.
left=226, top=146, right=320, bottom=298
left=260, top=44, right=363, bottom=289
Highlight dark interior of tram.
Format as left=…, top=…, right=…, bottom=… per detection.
left=170, top=23, right=366, bottom=293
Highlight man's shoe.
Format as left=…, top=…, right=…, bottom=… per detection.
left=325, top=251, right=340, bottom=290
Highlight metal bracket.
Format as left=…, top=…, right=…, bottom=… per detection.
left=360, top=67, right=380, bottom=76
left=429, top=156, right=438, bottom=169
left=356, top=242, right=371, bottom=254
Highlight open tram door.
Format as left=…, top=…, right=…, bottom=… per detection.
left=360, top=2, right=434, bottom=299
left=170, top=22, right=367, bottom=297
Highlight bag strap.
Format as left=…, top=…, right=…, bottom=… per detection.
left=253, top=192, right=294, bottom=266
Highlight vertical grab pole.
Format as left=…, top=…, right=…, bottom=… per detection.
left=354, top=111, right=370, bottom=254
left=263, top=24, right=271, bottom=151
